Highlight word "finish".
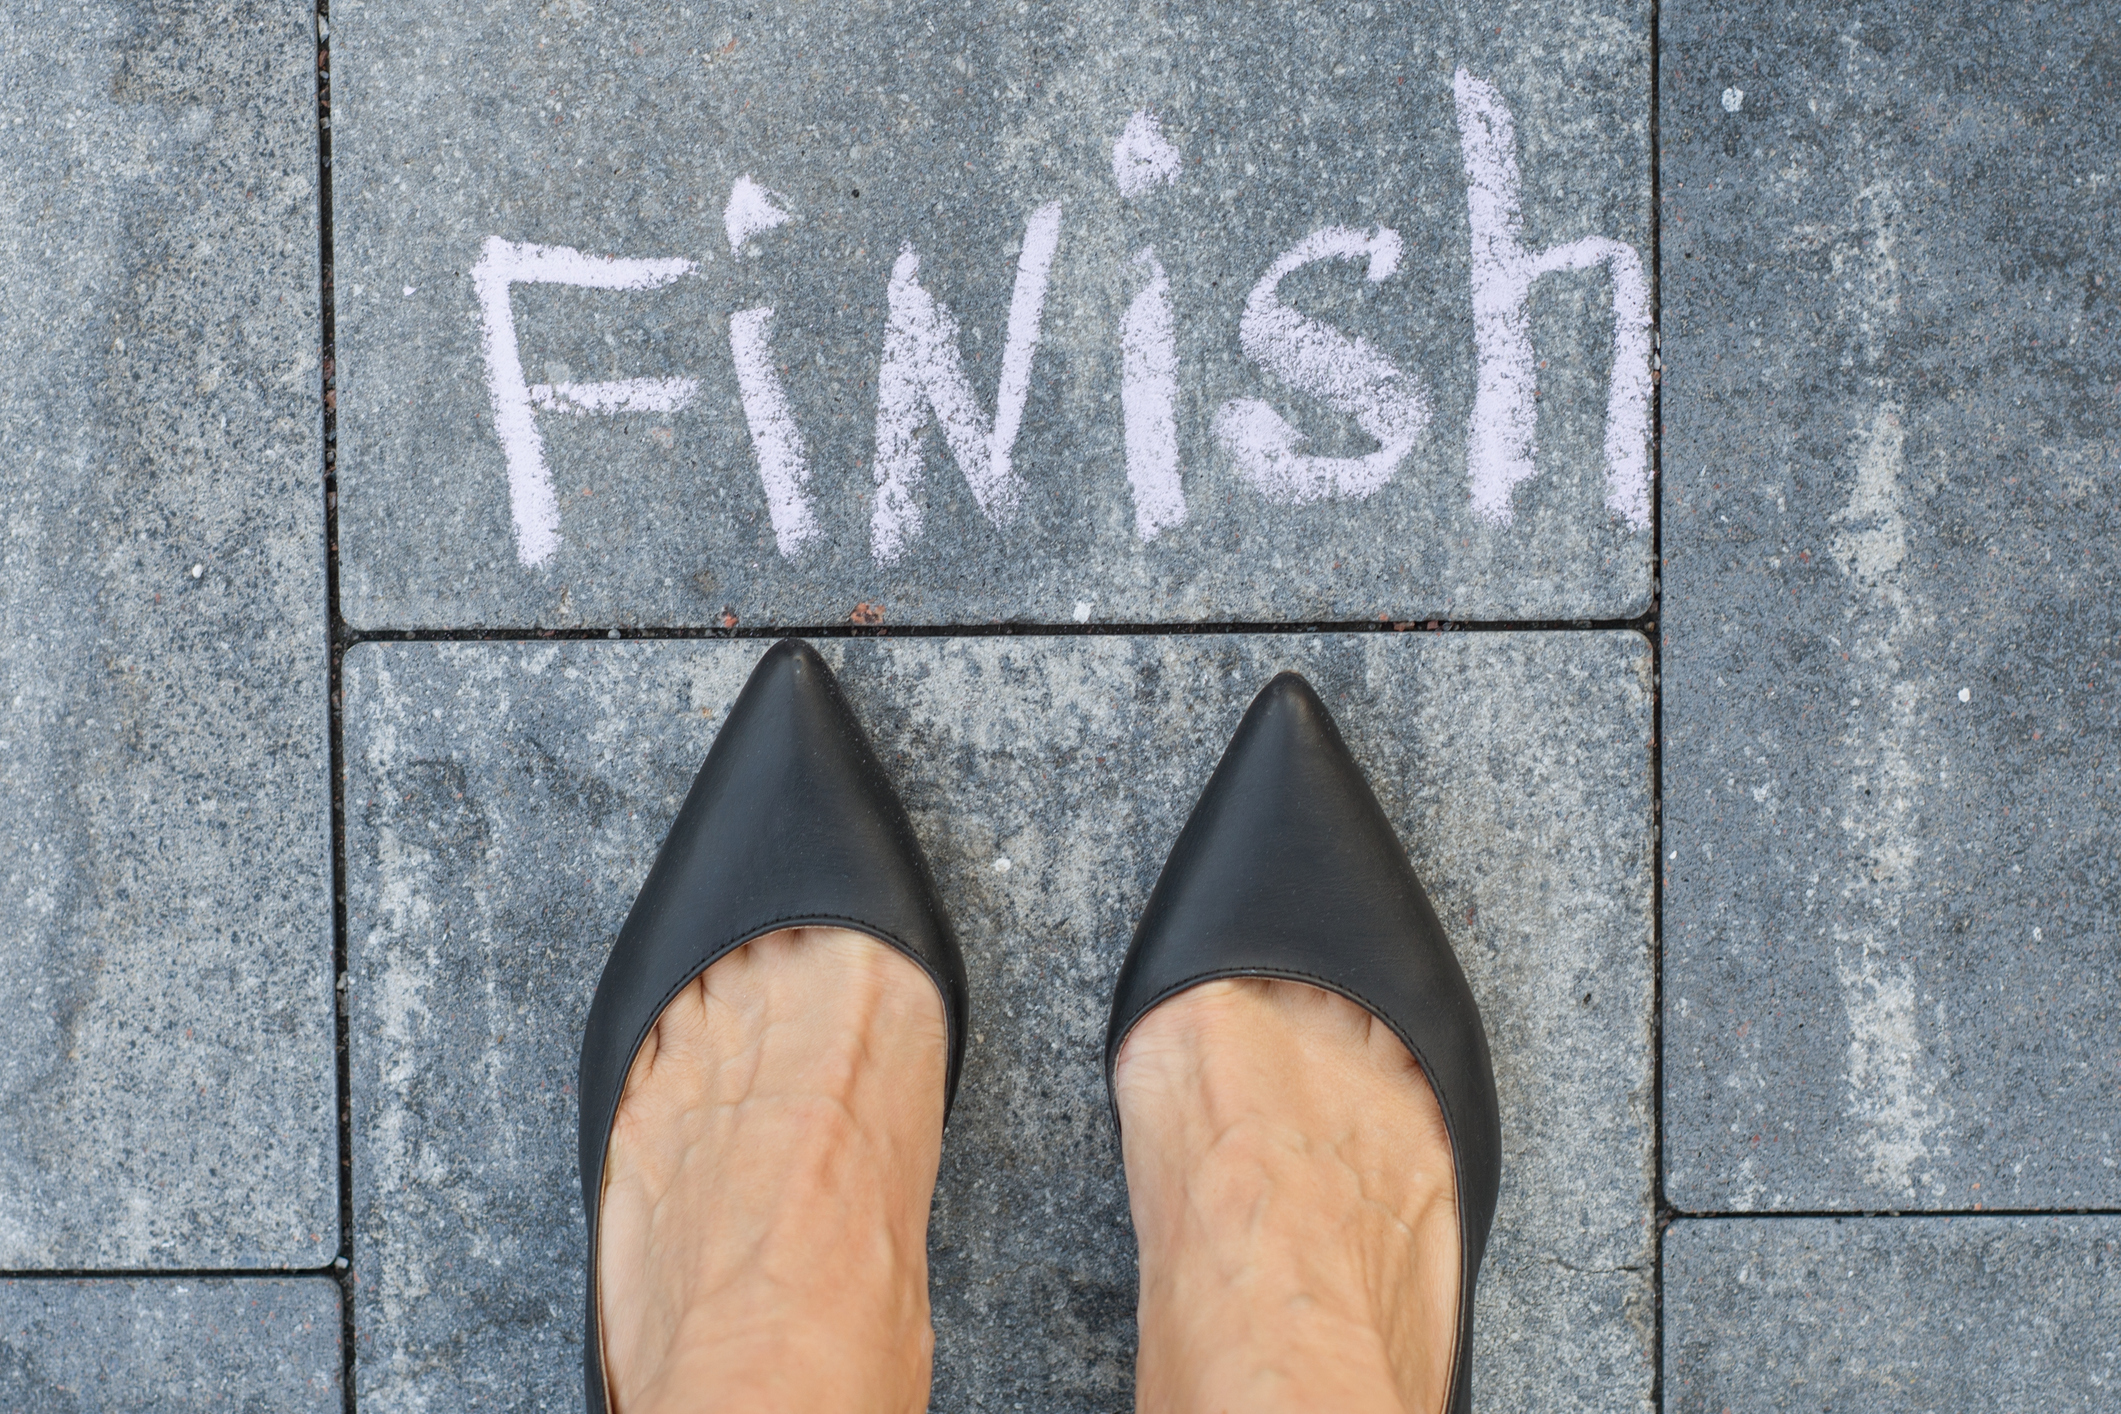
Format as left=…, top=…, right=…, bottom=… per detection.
left=474, top=70, right=1651, bottom=569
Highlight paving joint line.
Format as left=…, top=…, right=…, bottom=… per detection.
left=0, top=1266, right=350, bottom=1282
left=1666, top=1207, right=2121, bottom=1221
left=312, top=3, right=355, bottom=1409
left=25, top=1197, right=2121, bottom=1285
left=337, top=617, right=1658, bottom=644
left=1645, top=0, right=1668, bottom=1406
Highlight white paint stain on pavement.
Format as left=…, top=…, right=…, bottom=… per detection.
left=871, top=202, right=1063, bottom=561
left=1455, top=68, right=1652, bottom=528
left=1215, top=224, right=1429, bottom=504
left=1835, top=401, right=1908, bottom=588
left=1838, top=952, right=1938, bottom=1194
left=1829, top=399, right=1951, bottom=1198
left=471, top=237, right=695, bottom=567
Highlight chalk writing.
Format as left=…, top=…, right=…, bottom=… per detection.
left=1122, top=249, right=1186, bottom=539
left=528, top=377, right=699, bottom=417
left=871, top=202, right=1063, bottom=561
left=1116, top=111, right=1188, bottom=540
left=729, top=308, right=820, bottom=555
left=723, top=174, right=794, bottom=250
left=474, top=74, right=1652, bottom=567
left=722, top=179, right=819, bottom=554
left=472, top=237, right=695, bottom=566
left=1111, top=110, right=1182, bottom=198
left=1454, top=68, right=1651, bottom=528
left=1215, top=225, right=1429, bottom=504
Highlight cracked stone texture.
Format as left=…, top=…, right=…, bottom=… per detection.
left=0, top=1277, right=342, bottom=1411
left=1660, top=1, right=2121, bottom=1211
left=333, top=0, right=1652, bottom=629
left=0, top=0, right=336, bottom=1265
left=1665, top=1217, right=2121, bottom=1411
left=344, top=632, right=1652, bottom=1412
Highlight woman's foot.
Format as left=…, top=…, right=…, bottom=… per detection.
left=1114, top=978, right=1462, bottom=1414
left=595, top=926, right=949, bottom=1414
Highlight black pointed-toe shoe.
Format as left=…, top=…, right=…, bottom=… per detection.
left=576, top=638, right=968, bottom=1414
left=1104, top=670, right=1501, bottom=1414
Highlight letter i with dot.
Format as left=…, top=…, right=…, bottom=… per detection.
left=1112, top=110, right=1187, bottom=541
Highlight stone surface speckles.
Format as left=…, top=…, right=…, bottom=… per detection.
left=0, top=1278, right=343, bottom=1411
left=8, top=0, right=2121, bottom=1398
left=0, top=0, right=336, bottom=1266
left=344, top=633, right=1653, bottom=1412
left=1660, top=1, right=2121, bottom=1211
left=1665, top=1218, right=2121, bottom=1411
left=333, top=0, right=1653, bottom=628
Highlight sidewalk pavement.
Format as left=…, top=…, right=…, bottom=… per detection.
left=0, top=0, right=2113, bottom=1408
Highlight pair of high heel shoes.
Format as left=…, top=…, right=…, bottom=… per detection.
left=578, top=639, right=1501, bottom=1414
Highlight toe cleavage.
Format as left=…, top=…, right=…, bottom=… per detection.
left=1104, top=670, right=1501, bottom=1414
left=577, top=638, right=968, bottom=1414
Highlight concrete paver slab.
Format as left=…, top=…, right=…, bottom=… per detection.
left=0, top=1277, right=342, bottom=1410
left=344, top=632, right=1653, bottom=1412
left=0, top=0, right=337, bottom=1265
left=333, top=0, right=1653, bottom=628
left=1661, top=1, right=2121, bottom=1210
left=1665, top=1217, right=2121, bottom=1411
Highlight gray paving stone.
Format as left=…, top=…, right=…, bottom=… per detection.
left=0, top=1277, right=342, bottom=1411
left=0, top=1, right=336, bottom=1265
left=1661, top=2, right=2121, bottom=1210
left=1665, top=1217, right=2121, bottom=1411
left=333, top=0, right=1653, bottom=629
left=344, top=632, right=1652, bottom=1411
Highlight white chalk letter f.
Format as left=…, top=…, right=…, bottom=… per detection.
left=472, top=237, right=696, bottom=567
left=1454, top=69, right=1652, bottom=529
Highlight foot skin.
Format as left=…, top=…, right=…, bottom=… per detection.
left=595, top=926, right=949, bottom=1414
left=1113, top=979, right=1462, bottom=1414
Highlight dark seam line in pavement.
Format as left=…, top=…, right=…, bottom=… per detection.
left=336, top=616, right=1658, bottom=643
left=1646, top=0, right=1667, bottom=1407
left=12, top=1202, right=2119, bottom=1284
left=0, top=1266, right=350, bottom=1282
left=313, top=3, right=358, bottom=1410
left=1666, top=1207, right=2121, bottom=1221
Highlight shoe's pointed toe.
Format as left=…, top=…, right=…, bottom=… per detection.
left=1106, top=670, right=1500, bottom=1414
left=577, top=638, right=966, bottom=1414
